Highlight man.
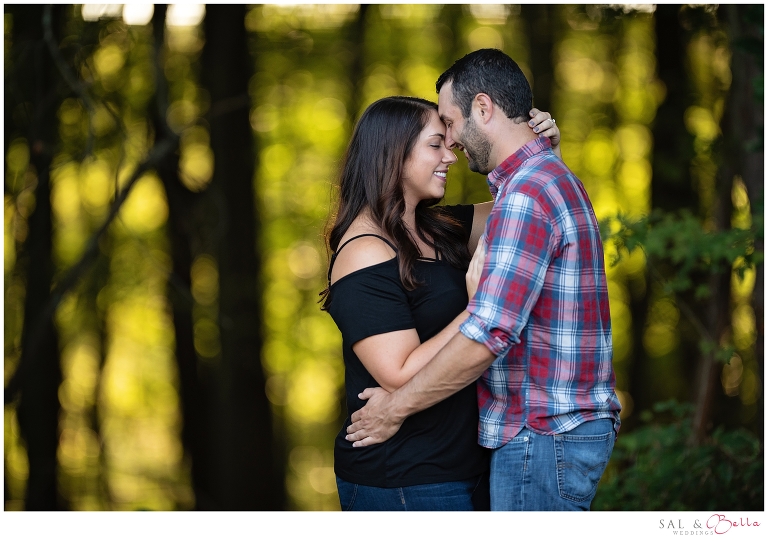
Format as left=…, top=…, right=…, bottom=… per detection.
left=345, top=49, right=622, bottom=511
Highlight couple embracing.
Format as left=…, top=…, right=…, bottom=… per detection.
left=320, top=49, right=622, bottom=511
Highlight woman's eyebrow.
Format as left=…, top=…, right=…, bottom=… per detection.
left=428, top=133, right=445, bottom=139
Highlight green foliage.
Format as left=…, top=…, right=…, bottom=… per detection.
left=601, top=206, right=762, bottom=362
left=601, top=207, right=764, bottom=294
left=593, top=401, right=764, bottom=510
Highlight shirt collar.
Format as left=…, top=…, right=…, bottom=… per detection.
left=487, top=137, right=552, bottom=198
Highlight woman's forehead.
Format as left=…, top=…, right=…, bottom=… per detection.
left=424, top=109, right=446, bottom=129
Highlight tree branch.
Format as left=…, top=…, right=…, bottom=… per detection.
left=4, top=136, right=179, bottom=404
left=646, top=257, right=716, bottom=345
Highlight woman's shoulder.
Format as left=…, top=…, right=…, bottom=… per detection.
left=330, top=228, right=397, bottom=286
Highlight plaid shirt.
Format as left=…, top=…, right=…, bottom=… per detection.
left=459, top=137, right=621, bottom=449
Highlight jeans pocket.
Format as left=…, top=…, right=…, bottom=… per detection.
left=554, top=430, right=614, bottom=503
left=336, top=477, right=358, bottom=511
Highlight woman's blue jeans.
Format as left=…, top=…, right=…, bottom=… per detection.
left=336, top=472, right=489, bottom=511
left=489, top=418, right=615, bottom=511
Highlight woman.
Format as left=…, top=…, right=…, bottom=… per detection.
left=320, top=96, right=560, bottom=511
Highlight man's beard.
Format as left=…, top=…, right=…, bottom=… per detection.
left=460, top=115, right=493, bottom=175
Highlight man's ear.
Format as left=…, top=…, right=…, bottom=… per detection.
left=473, top=93, right=494, bottom=125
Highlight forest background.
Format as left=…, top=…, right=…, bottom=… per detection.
left=3, top=3, right=763, bottom=512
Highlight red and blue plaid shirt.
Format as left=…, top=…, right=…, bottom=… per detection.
left=459, top=137, right=621, bottom=449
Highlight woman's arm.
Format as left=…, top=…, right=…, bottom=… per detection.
left=354, top=240, right=486, bottom=391
left=352, top=310, right=470, bottom=393
left=529, top=107, right=561, bottom=159
left=333, top=235, right=478, bottom=393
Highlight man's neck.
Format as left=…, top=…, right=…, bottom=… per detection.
left=489, top=119, right=538, bottom=171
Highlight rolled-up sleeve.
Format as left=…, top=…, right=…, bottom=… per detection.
left=459, top=190, right=555, bottom=356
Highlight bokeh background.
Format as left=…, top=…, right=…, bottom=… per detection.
left=4, top=4, right=763, bottom=511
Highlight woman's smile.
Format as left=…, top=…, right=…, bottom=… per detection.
left=401, top=110, right=458, bottom=207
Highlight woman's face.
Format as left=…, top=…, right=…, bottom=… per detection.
left=401, top=110, right=457, bottom=208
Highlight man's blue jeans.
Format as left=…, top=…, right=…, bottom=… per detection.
left=489, top=419, right=615, bottom=511
left=336, top=473, right=489, bottom=511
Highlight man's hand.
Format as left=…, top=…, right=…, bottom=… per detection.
left=347, top=334, right=496, bottom=448
left=345, top=387, right=404, bottom=447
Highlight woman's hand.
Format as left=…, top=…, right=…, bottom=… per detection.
left=466, top=236, right=486, bottom=300
left=528, top=108, right=561, bottom=159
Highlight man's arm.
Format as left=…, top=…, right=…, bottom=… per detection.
left=345, top=331, right=495, bottom=447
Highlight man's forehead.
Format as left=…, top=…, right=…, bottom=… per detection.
left=437, top=84, right=456, bottom=116
left=437, top=81, right=452, bottom=102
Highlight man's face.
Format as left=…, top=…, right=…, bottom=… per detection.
left=438, top=81, right=493, bottom=175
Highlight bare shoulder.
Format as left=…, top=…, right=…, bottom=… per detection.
left=330, top=232, right=397, bottom=285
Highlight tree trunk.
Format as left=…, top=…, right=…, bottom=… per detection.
left=201, top=4, right=284, bottom=510
left=628, top=5, right=700, bottom=420
left=80, top=245, right=115, bottom=507
left=10, top=4, right=67, bottom=510
left=650, top=4, right=698, bottom=213
left=520, top=4, right=555, bottom=111
left=149, top=5, right=218, bottom=509
left=347, top=4, right=369, bottom=121
left=714, top=4, right=764, bottom=438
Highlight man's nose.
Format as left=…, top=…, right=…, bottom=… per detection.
left=444, top=129, right=456, bottom=149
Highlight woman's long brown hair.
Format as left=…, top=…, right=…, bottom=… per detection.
left=319, top=96, right=470, bottom=310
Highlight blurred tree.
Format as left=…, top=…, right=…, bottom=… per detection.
left=147, top=4, right=208, bottom=509
left=520, top=4, right=555, bottom=111
left=625, top=4, right=698, bottom=423
left=199, top=4, right=284, bottom=510
left=603, top=5, right=762, bottom=442
left=4, top=4, right=68, bottom=510
left=80, top=248, right=113, bottom=506
left=346, top=4, right=370, bottom=120
left=678, top=6, right=734, bottom=443
left=714, top=3, right=763, bottom=438
left=651, top=5, right=698, bottom=213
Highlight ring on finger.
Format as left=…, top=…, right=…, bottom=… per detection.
left=551, top=118, right=556, bottom=125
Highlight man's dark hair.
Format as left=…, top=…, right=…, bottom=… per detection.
left=436, top=48, right=532, bottom=122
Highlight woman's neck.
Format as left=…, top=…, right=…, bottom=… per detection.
left=402, top=203, right=417, bottom=233
left=356, top=204, right=420, bottom=244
